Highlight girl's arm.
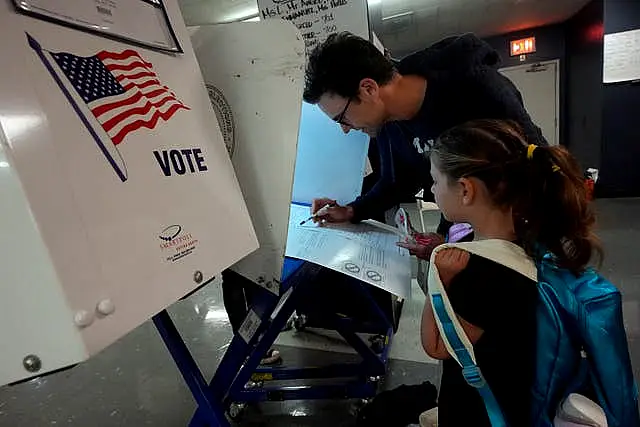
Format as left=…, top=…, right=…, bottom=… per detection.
left=421, top=249, right=485, bottom=360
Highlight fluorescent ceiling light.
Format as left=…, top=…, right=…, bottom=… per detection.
left=225, top=5, right=259, bottom=22
left=382, top=10, right=413, bottom=21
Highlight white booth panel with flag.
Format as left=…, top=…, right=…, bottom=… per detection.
left=0, top=0, right=257, bottom=385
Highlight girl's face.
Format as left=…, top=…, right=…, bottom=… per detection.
left=430, top=157, right=466, bottom=223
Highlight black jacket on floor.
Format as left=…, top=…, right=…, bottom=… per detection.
left=357, top=381, right=438, bottom=427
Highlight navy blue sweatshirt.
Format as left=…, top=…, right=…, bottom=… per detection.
left=348, top=33, right=547, bottom=227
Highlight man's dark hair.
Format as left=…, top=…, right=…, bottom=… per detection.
left=303, top=32, right=395, bottom=104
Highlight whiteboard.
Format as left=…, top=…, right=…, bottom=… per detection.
left=604, top=29, right=640, bottom=83
left=257, top=0, right=370, bottom=53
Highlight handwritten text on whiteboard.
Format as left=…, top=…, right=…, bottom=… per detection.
left=258, top=0, right=368, bottom=52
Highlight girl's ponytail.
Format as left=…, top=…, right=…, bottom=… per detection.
left=515, top=143, right=601, bottom=271
left=432, top=120, right=601, bottom=272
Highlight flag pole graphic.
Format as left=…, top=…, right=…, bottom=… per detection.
left=26, top=32, right=128, bottom=182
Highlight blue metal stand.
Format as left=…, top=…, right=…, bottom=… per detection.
left=153, top=260, right=394, bottom=426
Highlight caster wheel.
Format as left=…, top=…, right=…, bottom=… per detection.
left=245, top=379, right=263, bottom=389
left=367, top=376, right=382, bottom=386
left=282, top=316, right=294, bottom=332
left=293, top=313, right=308, bottom=331
left=367, top=376, right=384, bottom=394
left=369, top=335, right=385, bottom=354
left=227, top=402, right=246, bottom=422
left=349, top=398, right=372, bottom=417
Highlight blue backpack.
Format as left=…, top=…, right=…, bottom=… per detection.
left=428, top=240, right=640, bottom=427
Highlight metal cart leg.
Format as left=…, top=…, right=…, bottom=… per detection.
left=156, top=261, right=396, bottom=426
left=153, top=310, right=229, bottom=427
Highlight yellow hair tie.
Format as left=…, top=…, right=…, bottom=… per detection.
left=552, top=165, right=561, bottom=173
left=527, top=144, right=537, bottom=159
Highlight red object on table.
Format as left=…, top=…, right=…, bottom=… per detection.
left=585, top=178, right=595, bottom=201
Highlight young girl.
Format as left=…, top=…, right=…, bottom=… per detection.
left=421, top=119, right=599, bottom=426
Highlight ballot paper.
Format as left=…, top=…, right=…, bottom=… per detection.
left=285, top=204, right=412, bottom=298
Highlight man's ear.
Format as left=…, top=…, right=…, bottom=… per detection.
left=458, top=177, right=476, bottom=206
left=358, top=78, right=379, bottom=100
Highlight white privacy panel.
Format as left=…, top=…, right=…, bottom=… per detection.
left=190, top=21, right=306, bottom=292
left=293, top=102, right=369, bottom=206
left=0, top=0, right=257, bottom=385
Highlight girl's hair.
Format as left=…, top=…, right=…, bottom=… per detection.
left=431, top=119, right=601, bottom=271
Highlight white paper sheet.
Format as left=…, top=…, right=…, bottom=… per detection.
left=285, top=204, right=412, bottom=298
left=604, top=29, right=640, bottom=83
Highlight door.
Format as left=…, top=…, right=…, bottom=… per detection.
left=500, top=60, right=559, bottom=146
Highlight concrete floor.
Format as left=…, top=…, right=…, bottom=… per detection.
left=1, top=199, right=639, bottom=426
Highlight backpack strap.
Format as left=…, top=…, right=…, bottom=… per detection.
left=427, top=240, right=537, bottom=427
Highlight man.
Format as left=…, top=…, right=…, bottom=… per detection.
left=304, top=32, right=546, bottom=256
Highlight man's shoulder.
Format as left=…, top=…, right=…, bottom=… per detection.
left=398, top=33, right=500, bottom=79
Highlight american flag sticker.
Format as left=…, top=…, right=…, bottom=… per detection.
left=26, top=33, right=190, bottom=182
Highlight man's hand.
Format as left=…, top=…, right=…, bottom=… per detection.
left=311, top=198, right=354, bottom=223
left=396, top=232, right=444, bottom=260
left=434, top=248, right=470, bottom=287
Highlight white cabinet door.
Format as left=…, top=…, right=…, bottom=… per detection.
left=501, top=61, right=559, bottom=146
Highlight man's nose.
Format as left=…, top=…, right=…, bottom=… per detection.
left=340, top=124, right=351, bottom=134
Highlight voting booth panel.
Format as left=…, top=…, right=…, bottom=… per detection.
left=292, top=102, right=369, bottom=206
left=0, top=0, right=258, bottom=386
left=190, top=21, right=306, bottom=293
left=254, top=0, right=373, bottom=207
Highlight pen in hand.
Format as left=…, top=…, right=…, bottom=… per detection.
left=299, top=203, right=336, bottom=225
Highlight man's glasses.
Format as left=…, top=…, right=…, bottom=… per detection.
left=333, top=98, right=352, bottom=126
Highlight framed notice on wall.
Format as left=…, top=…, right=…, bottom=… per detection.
left=13, top=0, right=182, bottom=53
left=603, top=29, right=640, bottom=83
left=257, top=0, right=370, bottom=53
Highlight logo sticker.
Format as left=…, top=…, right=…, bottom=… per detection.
left=159, top=225, right=182, bottom=242
left=159, top=224, right=198, bottom=263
